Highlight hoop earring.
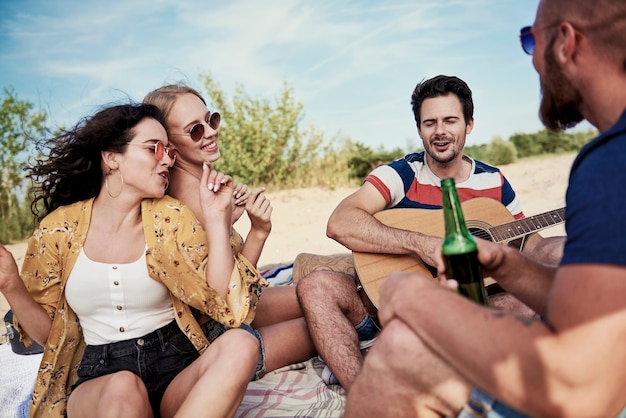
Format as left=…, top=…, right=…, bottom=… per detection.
left=105, top=170, right=124, bottom=198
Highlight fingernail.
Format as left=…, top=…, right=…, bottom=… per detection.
left=208, top=183, right=214, bottom=190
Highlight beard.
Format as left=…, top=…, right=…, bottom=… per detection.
left=424, top=137, right=461, bottom=165
left=539, top=45, right=585, bottom=131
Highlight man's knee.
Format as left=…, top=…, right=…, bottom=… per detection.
left=296, top=270, right=353, bottom=301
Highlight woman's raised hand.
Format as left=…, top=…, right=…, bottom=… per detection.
left=231, top=183, right=250, bottom=223
left=0, top=244, right=21, bottom=294
left=199, top=162, right=234, bottom=219
left=246, top=187, right=272, bottom=237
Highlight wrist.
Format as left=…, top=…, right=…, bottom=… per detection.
left=249, top=226, right=270, bottom=240
left=0, top=277, right=26, bottom=298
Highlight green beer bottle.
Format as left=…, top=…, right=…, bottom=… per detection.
left=441, top=178, right=488, bottom=305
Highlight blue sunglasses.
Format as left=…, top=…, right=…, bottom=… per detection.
left=519, top=26, right=534, bottom=55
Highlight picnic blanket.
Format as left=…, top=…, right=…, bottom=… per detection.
left=237, top=357, right=345, bottom=417
left=0, top=344, right=39, bottom=418
left=0, top=263, right=346, bottom=417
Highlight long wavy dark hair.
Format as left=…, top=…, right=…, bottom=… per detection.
left=28, top=103, right=166, bottom=222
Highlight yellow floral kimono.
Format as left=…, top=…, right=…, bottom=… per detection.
left=14, top=196, right=267, bottom=418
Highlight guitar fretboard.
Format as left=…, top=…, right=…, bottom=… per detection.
left=487, top=208, right=565, bottom=243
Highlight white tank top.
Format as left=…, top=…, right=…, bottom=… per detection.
left=65, top=247, right=174, bottom=345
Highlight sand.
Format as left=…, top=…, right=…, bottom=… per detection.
left=0, top=153, right=576, bottom=340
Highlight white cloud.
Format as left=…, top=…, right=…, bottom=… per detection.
left=1, top=0, right=548, bottom=148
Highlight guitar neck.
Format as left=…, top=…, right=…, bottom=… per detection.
left=488, top=207, right=565, bottom=243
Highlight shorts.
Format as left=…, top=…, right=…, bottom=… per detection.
left=72, top=320, right=198, bottom=415
left=201, top=318, right=266, bottom=380
left=457, top=387, right=529, bottom=418
left=458, top=387, right=626, bottom=418
left=355, top=313, right=380, bottom=341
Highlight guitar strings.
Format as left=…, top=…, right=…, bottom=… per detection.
left=469, top=228, right=493, bottom=241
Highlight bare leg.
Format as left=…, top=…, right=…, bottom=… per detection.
left=160, top=329, right=259, bottom=418
left=258, top=317, right=317, bottom=374
left=67, top=371, right=153, bottom=418
left=252, top=286, right=303, bottom=328
left=248, top=285, right=316, bottom=374
left=345, top=318, right=471, bottom=418
left=296, top=271, right=369, bottom=390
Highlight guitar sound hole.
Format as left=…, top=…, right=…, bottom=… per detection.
left=469, top=228, right=493, bottom=242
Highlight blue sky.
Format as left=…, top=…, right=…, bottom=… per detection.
left=0, top=0, right=559, bottom=150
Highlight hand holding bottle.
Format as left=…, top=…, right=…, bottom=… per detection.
left=440, top=178, right=488, bottom=306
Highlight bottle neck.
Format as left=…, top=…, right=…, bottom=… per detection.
left=441, top=178, right=476, bottom=254
left=442, top=186, right=469, bottom=236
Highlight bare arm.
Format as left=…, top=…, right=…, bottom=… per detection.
left=199, top=163, right=236, bottom=299
left=327, top=182, right=441, bottom=266
left=380, top=262, right=626, bottom=417
left=0, top=245, right=51, bottom=346
left=477, top=239, right=556, bottom=316
left=240, top=187, right=272, bottom=266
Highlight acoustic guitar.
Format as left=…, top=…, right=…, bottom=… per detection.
left=352, top=197, right=565, bottom=309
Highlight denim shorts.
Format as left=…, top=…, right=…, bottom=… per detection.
left=457, top=387, right=529, bottom=418
left=355, top=313, right=380, bottom=341
left=459, top=387, right=626, bottom=418
left=72, top=320, right=199, bottom=415
left=201, top=318, right=266, bottom=380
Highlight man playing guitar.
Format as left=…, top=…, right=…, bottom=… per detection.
left=295, top=75, right=564, bottom=390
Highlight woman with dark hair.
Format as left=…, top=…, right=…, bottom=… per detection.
left=0, top=103, right=264, bottom=418
left=144, top=85, right=316, bottom=380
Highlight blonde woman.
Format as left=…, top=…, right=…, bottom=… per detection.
left=144, top=85, right=316, bottom=379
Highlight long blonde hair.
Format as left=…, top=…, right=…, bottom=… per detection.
left=143, top=83, right=206, bottom=123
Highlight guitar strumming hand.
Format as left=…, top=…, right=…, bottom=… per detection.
left=408, top=234, right=442, bottom=271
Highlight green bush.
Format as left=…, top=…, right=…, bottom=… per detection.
left=202, top=74, right=349, bottom=189
left=487, top=137, right=517, bottom=165
left=510, top=129, right=596, bottom=158
left=464, top=143, right=489, bottom=162
left=347, top=142, right=406, bottom=182
left=0, top=87, right=48, bottom=243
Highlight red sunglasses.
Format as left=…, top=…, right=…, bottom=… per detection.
left=128, top=141, right=176, bottom=162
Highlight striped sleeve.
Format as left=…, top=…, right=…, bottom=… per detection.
left=463, top=160, right=524, bottom=219
left=365, top=159, right=415, bottom=207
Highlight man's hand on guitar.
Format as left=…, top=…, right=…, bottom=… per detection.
left=412, top=234, right=442, bottom=268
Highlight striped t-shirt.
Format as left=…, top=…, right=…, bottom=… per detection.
left=365, top=151, right=524, bottom=219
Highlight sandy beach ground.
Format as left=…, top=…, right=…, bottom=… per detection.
left=0, top=153, right=575, bottom=340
